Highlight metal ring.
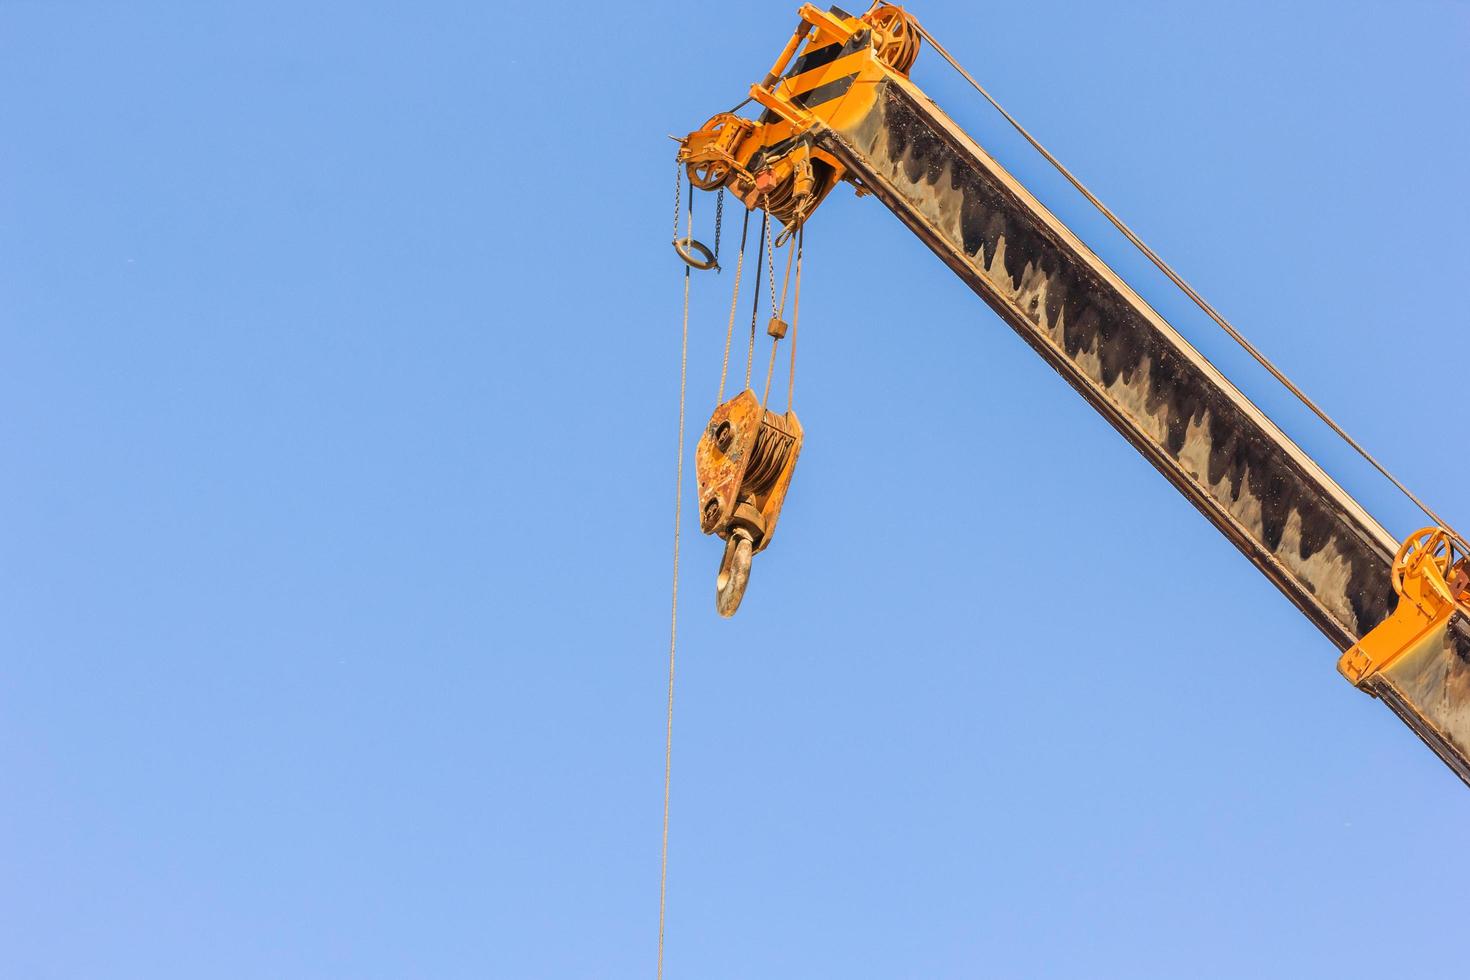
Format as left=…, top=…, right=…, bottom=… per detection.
left=673, top=237, right=718, bottom=271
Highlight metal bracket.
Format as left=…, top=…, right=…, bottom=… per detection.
left=1339, top=527, right=1470, bottom=687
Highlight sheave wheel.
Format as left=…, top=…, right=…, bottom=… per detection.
left=869, top=5, right=920, bottom=74
left=685, top=113, right=738, bottom=190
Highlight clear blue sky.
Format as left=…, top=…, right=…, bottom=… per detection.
left=3, top=2, right=1468, bottom=977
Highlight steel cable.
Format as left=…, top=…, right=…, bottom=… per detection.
left=718, top=209, right=752, bottom=403
left=914, top=17, right=1463, bottom=546
left=657, top=165, right=692, bottom=980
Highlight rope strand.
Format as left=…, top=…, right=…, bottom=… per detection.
left=657, top=168, right=693, bottom=980
left=788, top=222, right=803, bottom=411
left=718, top=209, right=752, bottom=403
left=763, top=228, right=799, bottom=408
left=746, top=213, right=768, bottom=390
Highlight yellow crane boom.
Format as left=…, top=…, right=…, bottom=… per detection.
left=674, top=3, right=1470, bottom=786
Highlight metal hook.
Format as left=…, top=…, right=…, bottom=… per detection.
left=715, top=529, right=754, bottom=617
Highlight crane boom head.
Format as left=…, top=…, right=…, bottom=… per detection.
left=677, top=3, right=919, bottom=233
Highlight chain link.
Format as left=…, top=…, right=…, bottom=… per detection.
left=765, top=215, right=780, bottom=314
left=713, top=189, right=725, bottom=266
left=746, top=212, right=767, bottom=390
left=671, top=159, right=683, bottom=243
left=763, top=222, right=798, bottom=408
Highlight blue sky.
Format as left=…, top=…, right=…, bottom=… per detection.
left=3, top=1, right=1469, bottom=977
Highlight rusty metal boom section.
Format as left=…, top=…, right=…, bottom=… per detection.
left=676, top=4, right=1470, bottom=785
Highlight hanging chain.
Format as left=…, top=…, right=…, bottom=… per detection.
left=746, top=211, right=768, bottom=391
left=763, top=225, right=799, bottom=408
left=671, top=159, right=683, bottom=243
left=713, top=189, right=725, bottom=267
left=765, top=213, right=780, bottom=314
left=718, top=208, right=752, bottom=404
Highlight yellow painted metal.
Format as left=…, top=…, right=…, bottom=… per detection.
left=675, top=2, right=1470, bottom=780
left=694, top=389, right=803, bottom=556
left=1339, top=527, right=1470, bottom=686
left=677, top=3, right=921, bottom=230
left=694, top=390, right=804, bottom=616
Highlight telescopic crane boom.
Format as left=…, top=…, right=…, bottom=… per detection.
left=673, top=3, right=1470, bottom=786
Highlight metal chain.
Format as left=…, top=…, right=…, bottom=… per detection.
left=915, top=16, right=1464, bottom=545
left=671, top=159, right=683, bottom=243
left=746, top=212, right=768, bottom=390
left=765, top=214, right=780, bottom=314
left=713, top=189, right=725, bottom=266
left=763, top=228, right=799, bottom=408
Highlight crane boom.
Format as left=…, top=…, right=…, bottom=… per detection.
left=675, top=3, right=1470, bottom=785
left=815, top=66, right=1470, bottom=784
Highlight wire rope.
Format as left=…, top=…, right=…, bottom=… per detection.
left=913, top=17, right=1463, bottom=545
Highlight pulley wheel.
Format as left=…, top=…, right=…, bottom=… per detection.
left=715, top=530, right=754, bottom=618
left=687, top=159, right=730, bottom=191
left=1391, top=526, right=1458, bottom=596
left=869, top=5, right=920, bottom=74
left=686, top=113, right=738, bottom=189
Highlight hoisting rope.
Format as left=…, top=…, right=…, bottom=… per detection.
left=788, top=222, right=804, bottom=411
left=746, top=213, right=769, bottom=390
left=658, top=161, right=692, bottom=980
left=718, top=209, right=752, bottom=403
left=913, top=18, right=1465, bottom=546
left=763, top=228, right=799, bottom=408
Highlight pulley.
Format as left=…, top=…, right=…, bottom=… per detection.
left=1339, top=527, right=1470, bottom=687
left=694, top=389, right=803, bottom=616
left=673, top=4, right=923, bottom=232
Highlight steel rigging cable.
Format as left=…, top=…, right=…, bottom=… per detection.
left=913, top=15, right=1464, bottom=547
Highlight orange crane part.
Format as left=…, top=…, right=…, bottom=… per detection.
left=674, top=3, right=1470, bottom=785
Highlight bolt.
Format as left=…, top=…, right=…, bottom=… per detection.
left=714, top=420, right=734, bottom=453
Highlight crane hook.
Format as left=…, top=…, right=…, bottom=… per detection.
left=715, top=528, right=754, bottom=617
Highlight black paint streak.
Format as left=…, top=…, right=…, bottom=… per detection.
left=1451, top=615, right=1470, bottom=666
left=845, top=84, right=1395, bottom=640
